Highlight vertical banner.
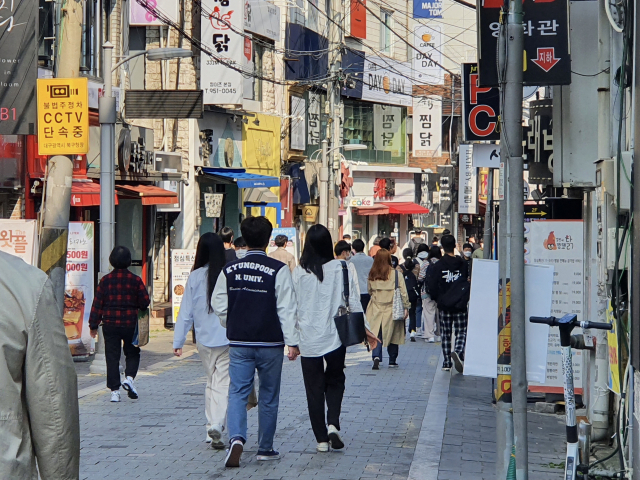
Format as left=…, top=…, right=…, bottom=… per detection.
left=0, top=219, right=38, bottom=265
left=307, top=93, right=321, bottom=150
left=412, top=25, right=444, bottom=85
left=171, top=249, right=196, bottom=324
left=64, top=222, right=94, bottom=356
left=438, top=165, right=453, bottom=228
left=0, top=0, right=38, bottom=134
left=350, top=0, right=366, bottom=39
left=412, top=96, right=442, bottom=158
left=606, top=300, right=620, bottom=394
left=290, top=95, right=306, bottom=151
left=373, top=104, right=403, bottom=157
left=462, top=63, right=500, bottom=142
left=458, top=144, right=477, bottom=214
left=526, top=220, right=584, bottom=392
left=201, top=0, right=244, bottom=105
left=242, top=35, right=255, bottom=100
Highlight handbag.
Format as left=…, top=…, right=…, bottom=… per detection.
left=392, top=270, right=405, bottom=321
left=333, top=261, right=367, bottom=347
left=132, top=308, right=150, bottom=347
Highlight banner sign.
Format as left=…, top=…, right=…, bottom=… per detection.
left=171, top=249, right=196, bottom=324
left=307, top=93, right=321, bottom=149
left=478, top=0, right=570, bottom=86
left=437, top=165, right=453, bottom=228
left=362, top=56, right=413, bottom=107
left=462, top=63, right=500, bottom=142
left=201, top=0, right=244, bottom=105
left=523, top=99, right=553, bottom=184
left=244, top=0, right=280, bottom=42
left=413, top=0, right=442, bottom=18
left=458, top=145, right=477, bottom=214
left=0, top=0, right=38, bottom=135
left=0, top=219, right=38, bottom=265
left=526, top=220, right=584, bottom=392
left=64, top=222, right=94, bottom=356
left=130, top=0, right=179, bottom=25
left=472, top=143, right=500, bottom=168
left=37, top=78, right=90, bottom=155
left=412, top=96, right=442, bottom=158
left=350, top=0, right=366, bottom=39
left=346, top=196, right=374, bottom=208
left=412, top=25, right=444, bottom=85
left=373, top=104, right=403, bottom=157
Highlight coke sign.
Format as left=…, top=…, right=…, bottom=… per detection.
left=462, top=63, right=500, bottom=142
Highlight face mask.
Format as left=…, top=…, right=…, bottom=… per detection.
left=237, top=249, right=248, bottom=259
left=345, top=253, right=352, bottom=260
left=464, top=251, right=472, bottom=258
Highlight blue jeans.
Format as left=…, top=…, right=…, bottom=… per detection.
left=371, top=327, right=399, bottom=363
left=227, top=346, right=284, bottom=452
left=416, top=304, right=423, bottom=329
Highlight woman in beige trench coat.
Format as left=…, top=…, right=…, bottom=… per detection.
left=366, top=249, right=410, bottom=370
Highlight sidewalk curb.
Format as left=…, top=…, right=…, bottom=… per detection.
left=408, top=352, right=451, bottom=480
left=77, top=349, right=198, bottom=399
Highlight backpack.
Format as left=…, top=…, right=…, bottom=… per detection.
left=438, top=275, right=471, bottom=312
left=400, top=265, right=420, bottom=303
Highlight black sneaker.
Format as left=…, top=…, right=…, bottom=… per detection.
left=372, top=358, right=380, bottom=370
left=256, top=450, right=280, bottom=461
left=388, top=362, right=399, bottom=368
left=225, top=439, right=243, bottom=467
left=328, top=425, right=344, bottom=450
left=451, top=352, right=464, bottom=373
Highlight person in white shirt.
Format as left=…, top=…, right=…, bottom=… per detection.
left=292, top=224, right=377, bottom=453
left=173, top=232, right=230, bottom=449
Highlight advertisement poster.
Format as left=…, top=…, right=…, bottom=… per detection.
left=201, top=0, right=244, bottom=104
left=412, top=25, right=444, bottom=85
left=171, top=249, right=196, bottom=324
left=64, top=222, right=94, bottom=356
left=0, top=219, right=38, bottom=265
left=267, top=227, right=298, bottom=262
left=457, top=145, right=477, bottom=214
left=526, top=220, right=584, bottom=392
left=412, top=96, right=442, bottom=158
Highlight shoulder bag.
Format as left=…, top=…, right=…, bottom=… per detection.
left=333, top=261, right=367, bottom=347
left=132, top=308, right=150, bottom=347
left=392, top=270, right=405, bottom=321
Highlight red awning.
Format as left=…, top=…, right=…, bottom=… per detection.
left=354, top=205, right=390, bottom=216
left=71, top=180, right=119, bottom=207
left=116, top=184, right=178, bottom=206
left=381, top=202, right=430, bottom=214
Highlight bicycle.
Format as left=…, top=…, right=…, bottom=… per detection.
left=529, top=314, right=613, bottom=480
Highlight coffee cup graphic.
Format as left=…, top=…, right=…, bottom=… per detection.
left=422, top=33, right=432, bottom=42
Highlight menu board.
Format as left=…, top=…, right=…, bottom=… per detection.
left=171, top=249, right=196, bottom=324
left=0, top=219, right=38, bottom=265
left=526, top=220, right=584, bottom=391
left=64, top=222, right=95, bottom=356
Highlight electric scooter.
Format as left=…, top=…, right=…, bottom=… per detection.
left=529, top=314, right=612, bottom=480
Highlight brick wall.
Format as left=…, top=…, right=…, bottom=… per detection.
left=409, top=153, right=450, bottom=173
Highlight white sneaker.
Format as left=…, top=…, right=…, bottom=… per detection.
left=316, top=442, right=330, bottom=452
left=110, top=390, right=121, bottom=402
left=122, top=376, right=138, bottom=399
left=328, top=425, right=344, bottom=450
left=425, top=337, right=435, bottom=343
left=225, top=439, right=244, bottom=468
left=207, top=425, right=223, bottom=443
left=205, top=435, right=213, bottom=444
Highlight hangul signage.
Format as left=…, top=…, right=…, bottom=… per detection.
left=37, top=78, right=89, bottom=155
left=0, top=0, right=38, bottom=135
left=412, top=25, right=444, bottom=85
left=244, top=0, right=280, bottom=42
left=201, top=0, right=244, bottom=105
left=412, top=96, right=442, bottom=158
left=373, top=104, right=403, bottom=157
left=438, top=165, right=453, bottom=228
left=462, top=63, right=500, bottom=142
left=472, top=143, right=500, bottom=168
left=523, top=99, right=553, bottom=184
left=349, top=0, right=366, bottom=39
left=478, top=0, right=570, bottom=86
left=458, top=145, right=477, bottom=214
left=307, top=93, right=321, bottom=149
left=0, top=219, right=37, bottom=265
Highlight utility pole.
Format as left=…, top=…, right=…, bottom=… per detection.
left=503, top=0, right=528, bottom=476
left=319, top=139, right=329, bottom=227
left=38, top=0, right=84, bottom=307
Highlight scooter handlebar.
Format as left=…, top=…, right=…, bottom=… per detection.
left=529, top=316, right=556, bottom=326
left=583, top=321, right=613, bottom=331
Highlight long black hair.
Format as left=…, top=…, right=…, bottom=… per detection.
left=299, top=224, right=334, bottom=282
left=402, top=247, right=415, bottom=271
left=427, top=245, right=442, bottom=261
left=193, top=232, right=226, bottom=313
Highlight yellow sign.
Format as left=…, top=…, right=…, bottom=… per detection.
left=606, top=301, right=620, bottom=394
left=303, top=205, right=319, bottom=222
left=37, top=78, right=89, bottom=155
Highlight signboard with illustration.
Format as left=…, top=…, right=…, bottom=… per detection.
left=267, top=227, right=298, bottom=262
left=171, top=249, right=196, bottom=324
left=64, top=222, right=94, bottom=356
left=202, top=114, right=243, bottom=167
left=0, top=219, right=38, bottom=265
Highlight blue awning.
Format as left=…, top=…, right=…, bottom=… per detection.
left=201, top=167, right=280, bottom=188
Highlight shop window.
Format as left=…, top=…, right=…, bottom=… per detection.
left=380, top=9, right=393, bottom=55
left=253, top=42, right=265, bottom=102
left=38, top=0, right=54, bottom=69
left=80, top=0, right=99, bottom=76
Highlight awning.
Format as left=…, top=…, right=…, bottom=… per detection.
left=355, top=205, right=390, bottom=216
left=244, top=187, right=279, bottom=203
left=201, top=167, right=280, bottom=188
left=381, top=202, right=430, bottom=214
left=116, top=185, right=178, bottom=206
left=71, top=180, right=119, bottom=207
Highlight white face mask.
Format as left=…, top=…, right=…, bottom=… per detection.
left=237, top=249, right=248, bottom=259
left=464, top=251, right=472, bottom=258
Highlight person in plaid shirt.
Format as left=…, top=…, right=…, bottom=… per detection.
left=89, top=246, right=150, bottom=402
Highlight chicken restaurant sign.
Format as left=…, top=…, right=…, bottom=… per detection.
left=361, top=55, right=413, bottom=107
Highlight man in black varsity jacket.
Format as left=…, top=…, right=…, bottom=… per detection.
left=213, top=216, right=300, bottom=468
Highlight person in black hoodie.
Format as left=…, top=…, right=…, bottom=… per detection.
left=426, top=234, right=469, bottom=373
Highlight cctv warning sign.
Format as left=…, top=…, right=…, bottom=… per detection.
left=37, top=78, right=89, bottom=155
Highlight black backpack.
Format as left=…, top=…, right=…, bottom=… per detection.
left=438, top=275, right=471, bottom=312
left=401, top=264, right=420, bottom=303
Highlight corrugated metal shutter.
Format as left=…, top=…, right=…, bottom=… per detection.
left=124, top=90, right=203, bottom=119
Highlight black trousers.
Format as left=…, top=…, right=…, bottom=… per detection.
left=300, top=345, right=347, bottom=443
left=360, top=294, right=371, bottom=311
left=407, top=300, right=417, bottom=333
left=103, top=325, right=140, bottom=391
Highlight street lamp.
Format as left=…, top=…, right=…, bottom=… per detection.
left=90, top=44, right=194, bottom=375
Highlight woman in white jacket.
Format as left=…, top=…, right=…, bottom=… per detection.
left=292, top=225, right=377, bottom=453
left=173, top=233, right=229, bottom=449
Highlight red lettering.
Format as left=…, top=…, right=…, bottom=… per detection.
left=501, top=379, right=512, bottom=394
left=469, top=105, right=497, bottom=137
left=11, top=108, right=16, bottom=120
left=470, top=73, right=492, bottom=104
left=0, top=108, right=8, bottom=121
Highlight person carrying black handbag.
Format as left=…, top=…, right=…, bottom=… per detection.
left=292, top=225, right=377, bottom=453
left=400, top=249, right=421, bottom=342
left=425, top=234, right=470, bottom=373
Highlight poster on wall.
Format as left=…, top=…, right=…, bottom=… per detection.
left=64, top=222, right=94, bottom=356
left=373, top=104, right=403, bottom=157
left=0, top=219, right=38, bottom=265
left=204, top=193, right=224, bottom=217
left=171, top=249, right=196, bottom=324
left=290, top=96, right=306, bottom=151
left=201, top=0, right=244, bottom=105
left=527, top=220, right=584, bottom=392
left=412, top=96, right=442, bottom=158
left=412, top=25, right=444, bottom=85
left=130, top=0, right=179, bottom=25
left=267, top=227, right=298, bottom=262
left=458, top=145, right=477, bottom=214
